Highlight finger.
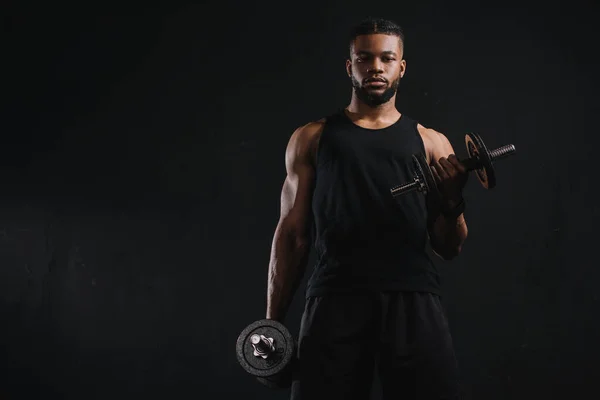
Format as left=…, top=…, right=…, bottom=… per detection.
left=447, top=154, right=466, bottom=172
left=437, top=158, right=455, bottom=177
left=432, top=160, right=449, bottom=181
left=430, top=164, right=441, bottom=183
left=438, top=157, right=453, bottom=169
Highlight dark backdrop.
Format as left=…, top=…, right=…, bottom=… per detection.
left=2, top=1, right=599, bottom=399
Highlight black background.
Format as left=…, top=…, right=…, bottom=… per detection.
left=2, top=1, right=599, bottom=399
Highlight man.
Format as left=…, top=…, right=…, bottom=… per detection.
left=265, top=17, right=468, bottom=400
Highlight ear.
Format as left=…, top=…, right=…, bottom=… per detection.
left=345, top=59, right=352, bottom=78
left=399, top=59, right=407, bottom=78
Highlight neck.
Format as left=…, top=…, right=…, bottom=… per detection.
left=346, top=92, right=399, bottom=121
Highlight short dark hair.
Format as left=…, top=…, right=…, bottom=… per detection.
left=348, top=17, right=405, bottom=54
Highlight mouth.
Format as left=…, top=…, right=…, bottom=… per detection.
left=364, top=78, right=387, bottom=88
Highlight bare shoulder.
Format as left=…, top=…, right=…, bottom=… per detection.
left=416, top=123, right=454, bottom=163
left=286, top=118, right=326, bottom=166
left=290, top=118, right=326, bottom=144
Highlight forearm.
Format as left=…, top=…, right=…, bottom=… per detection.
left=430, top=202, right=468, bottom=260
left=266, top=226, right=310, bottom=322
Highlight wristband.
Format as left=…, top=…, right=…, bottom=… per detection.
left=441, top=198, right=465, bottom=219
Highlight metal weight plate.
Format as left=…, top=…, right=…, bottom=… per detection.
left=236, top=319, right=295, bottom=378
left=465, top=132, right=496, bottom=189
left=413, top=153, right=440, bottom=198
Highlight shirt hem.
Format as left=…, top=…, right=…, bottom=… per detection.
left=305, top=282, right=443, bottom=299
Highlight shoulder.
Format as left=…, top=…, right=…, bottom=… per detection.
left=416, top=123, right=454, bottom=163
left=416, top=123, right=451, bottom=149
left=293, top=118, right=326, bottom=139
left=286, top=118, right=327, bottom=165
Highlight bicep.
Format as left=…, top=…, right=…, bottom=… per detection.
left=278, top=128, right=316, bottom=237
left=429, top=130, right=456, bottom=164
left=280, top=163, right=314, bottom=224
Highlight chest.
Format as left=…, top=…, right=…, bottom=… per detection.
left=316, top=129, right=423, bottom=168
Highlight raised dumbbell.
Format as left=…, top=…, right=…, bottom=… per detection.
left=390, top=132, right=516, bottom=198
left=235, top=319, right=297, bottom=389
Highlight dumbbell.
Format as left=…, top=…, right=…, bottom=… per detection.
left=235, top=319, right=297, bottom=389
left=390, top=132, right=516, bottom=198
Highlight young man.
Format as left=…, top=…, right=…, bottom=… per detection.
left=265, top=17, right=468, bottom=400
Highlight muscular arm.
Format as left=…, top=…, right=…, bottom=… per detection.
left=424, top=129, right=469, bottom=260
left=265, top=122, right=320, bottom=322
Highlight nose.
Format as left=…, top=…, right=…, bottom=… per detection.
left=367, top=59, right=384, bottom=74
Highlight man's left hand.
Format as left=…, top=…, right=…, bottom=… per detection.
left=430, top=154, right=469, bottom=208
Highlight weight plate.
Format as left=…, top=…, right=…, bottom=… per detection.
left=413, top=153, right=439, bottom=198
left=236, top=319, right=295, bottom=378
left=465, top=132, right=496, bottom=189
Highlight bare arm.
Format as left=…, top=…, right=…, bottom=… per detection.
left=265, top=122, right=320, bottom=322
left=423, top=129, right=469, bottom=260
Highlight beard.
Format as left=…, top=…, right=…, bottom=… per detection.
left=351, top=76, right=401, bottom=107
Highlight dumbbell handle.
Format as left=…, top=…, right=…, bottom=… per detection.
left=462, top=144, right=515, bottom=171
left=390, top=177, right=424, bottom=197
left=390, top=143, right=515, bottom=198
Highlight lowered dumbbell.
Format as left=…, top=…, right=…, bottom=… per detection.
left=236, top=319, right=297, bottom=389
left=390, top=132, right=516, bottom=198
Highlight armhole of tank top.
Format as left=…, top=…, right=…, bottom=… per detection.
left=314, top=122, right=326, bottom=169
left=413, top=120, right=428, bottom=159
left=313, top=112, right=337, bottom=169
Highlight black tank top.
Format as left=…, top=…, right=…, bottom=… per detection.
left=306, top=109, right=441, bottom=298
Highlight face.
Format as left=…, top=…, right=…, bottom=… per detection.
left=346, top=34, right=406, bottom=107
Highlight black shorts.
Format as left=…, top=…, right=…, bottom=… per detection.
left=290, top=291, right=461, bottom=400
